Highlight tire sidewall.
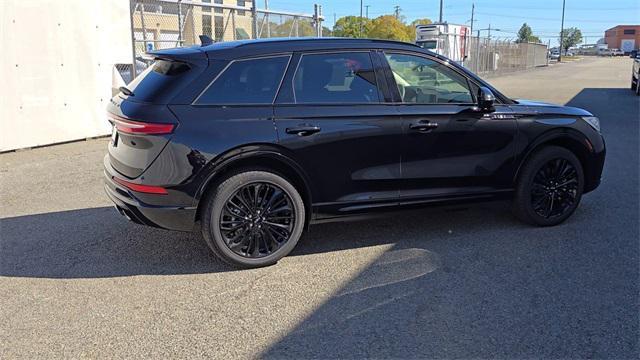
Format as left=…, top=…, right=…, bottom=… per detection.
left=518, top=147, right=585, bottom=226
left=204, top=171, right=305, bottom=267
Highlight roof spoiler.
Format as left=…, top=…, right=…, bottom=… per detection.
left=144, top=46, right=208, bottom=64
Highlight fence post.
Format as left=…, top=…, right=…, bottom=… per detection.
left=251, top=0, right=258, bottom=39
left=314, top=4, right=320, bottom=37
left=177, top=0, right=183, bottom=45
left=128, top=0, right=138, bottom=80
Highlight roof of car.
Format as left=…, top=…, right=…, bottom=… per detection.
left=197, top=37, right=423, bottom=58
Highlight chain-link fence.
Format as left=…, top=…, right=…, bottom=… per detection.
left=127, top=0, right=324, bottom=78
left=465, top=37, right=548, bottom=76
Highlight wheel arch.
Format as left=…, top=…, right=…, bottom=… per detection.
left=194, top=144, right=314, bottom=226
left=514, top=130, right=596, bottom=190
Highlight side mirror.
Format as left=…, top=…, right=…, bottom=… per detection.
left=477, top=87, right=496, bottom=112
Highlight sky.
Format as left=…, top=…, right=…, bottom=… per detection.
left=263, top=0, right=640, bottom=45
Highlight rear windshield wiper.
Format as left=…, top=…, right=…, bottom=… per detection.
left=119, top=86, right=134, bottom=96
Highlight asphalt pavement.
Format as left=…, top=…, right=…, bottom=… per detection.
left=1, top=56, right=638, bottom=359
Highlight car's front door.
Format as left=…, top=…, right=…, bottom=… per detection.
left=382, top=52, right=518, bottom=200
left=274, top=51, right=403, bottom=216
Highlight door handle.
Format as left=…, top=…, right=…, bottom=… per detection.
left=285, top=125, right=321, bottom=136
left=409, top=121, right=438, bottom=132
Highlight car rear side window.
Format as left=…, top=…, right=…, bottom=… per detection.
left=195, top=55, right=290, bottom=105
left=293, top=52, right=380, bottom=104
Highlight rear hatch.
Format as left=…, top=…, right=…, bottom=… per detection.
left=107, top=47, right=208, bottom=179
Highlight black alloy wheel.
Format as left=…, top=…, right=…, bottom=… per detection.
left=220, top=182, right=295, bottom=258
left=530, top=158, right=579, bottom=219
left=513, top=146, right=584, bottom=226
left=201, top=169, right=305, bottom=268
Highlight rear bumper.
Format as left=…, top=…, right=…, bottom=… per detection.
left=103, top=155, right=196, bottom=232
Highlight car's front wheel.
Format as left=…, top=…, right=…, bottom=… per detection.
left=201, top=170, right=305, bottom=268
left=513, top=146, right=584, bottom=226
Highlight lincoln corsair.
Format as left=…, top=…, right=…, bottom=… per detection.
left=105, top=38, right=605, bottom=268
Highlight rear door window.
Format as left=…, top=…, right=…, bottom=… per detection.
left=293, top=52, right=381, bottom=104
left=195, top=55, right=290, bottom=105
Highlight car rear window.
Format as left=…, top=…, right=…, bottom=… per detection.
left=195, top=55, right=291, bottom=105
left=125, top=60, right=194, bottom=103
left=293, top=52, right=380, bottom=104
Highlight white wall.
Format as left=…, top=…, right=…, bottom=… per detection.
left=0, top=0, right=133, bottom=151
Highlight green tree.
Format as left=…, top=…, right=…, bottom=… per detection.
left=560, top=27, right=583, bottom=52
left=333, top=16, right=371, bottom=38
left=410, top=18, right=432, bottom=27
left=517, top=23, right=533, bottom=43
left=368, top=15, right=413, bottom=42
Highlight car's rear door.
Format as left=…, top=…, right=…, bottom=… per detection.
left=273, top=50, right=403, bottom=216
left=381, top=51, right=518, bottom=200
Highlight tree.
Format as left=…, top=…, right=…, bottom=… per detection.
left=517, top=23, right=533, bottom=43
left=560, top=27, right=583, bottom=52
left=368, top=15, right=413, bottom=42
left=333, top=16, right=371, bottom=38
left=410, top=18, right=432, bottom=27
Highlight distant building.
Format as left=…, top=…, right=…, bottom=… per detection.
left=604, top=25, right=640, bottom=53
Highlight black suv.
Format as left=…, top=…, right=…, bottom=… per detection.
left=105, top=38, right=605, bottom=267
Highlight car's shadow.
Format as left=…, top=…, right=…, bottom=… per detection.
left=0, top=201, right=522, bottom=278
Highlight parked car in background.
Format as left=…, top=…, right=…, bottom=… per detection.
left=631, top=52, right=640, bottom=96
left=104, top=38, right=605, bottom=267
left=611, top=48, right=625, bottom=56
left=598, top=48, right=612, bottom=56
left=550, top=50, right=560, bottom=60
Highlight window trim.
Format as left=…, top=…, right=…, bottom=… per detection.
left=382, top=51, right=477, bottom=106
left=289, top=50, right=384, bottom=105
left=192, top=54, right=292, bottom=106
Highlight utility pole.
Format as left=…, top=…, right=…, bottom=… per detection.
left=469, top=3, right=474, bottom=36
left=365, top=5, right=370, bottom=19
left=468, top=3, right=474, bottom=63
left=359, top=0, right=363, bottom=37
left=394, top=5, right=401, bottom=20
left=488, top=23, right=491, bottom=39
left=439, top=0, right=443, bottom=23
left=559, top=0, right=566, bottom=62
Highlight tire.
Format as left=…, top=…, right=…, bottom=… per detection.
left=513, top=146, right=584, bottom=227
left=636, top=77, right=640, bottom=96
left=201, top=169, right=305, bottom=268
left=632, top=77, right=637, bottom=91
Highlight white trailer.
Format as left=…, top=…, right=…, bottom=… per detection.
left=416, top=23, right=470, bottom=63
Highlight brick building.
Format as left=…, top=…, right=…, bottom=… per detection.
left=604, top=25, right=640, bottom=53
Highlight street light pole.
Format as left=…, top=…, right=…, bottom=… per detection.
left=439, top=0, right=443, bottom=23
left=559, top=0, right=566, bottom=62
left=359, top=0, right=363, bottom=37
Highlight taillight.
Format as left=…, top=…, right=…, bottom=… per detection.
left=112, top=176, right=168, bottom=195
left=108, top=113, right=175, bottom=135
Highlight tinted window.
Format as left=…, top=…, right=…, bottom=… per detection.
left=196, top=56, right=290, bottom=105
left=293, top=52, right=380, bottom=104
left=385, top=53, right=473, bottom=104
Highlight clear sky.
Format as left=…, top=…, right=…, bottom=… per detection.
left=263, top=0, right=640, bottom=45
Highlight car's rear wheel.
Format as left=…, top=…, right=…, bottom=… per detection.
left=201, top=170, right=305, bottom=268
left=513, top=146, right=584, bottom=226
left=632, top=77, right=637, bottom=91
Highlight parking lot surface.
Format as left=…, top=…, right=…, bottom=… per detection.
left=1, top=57, right=638, bottom=358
